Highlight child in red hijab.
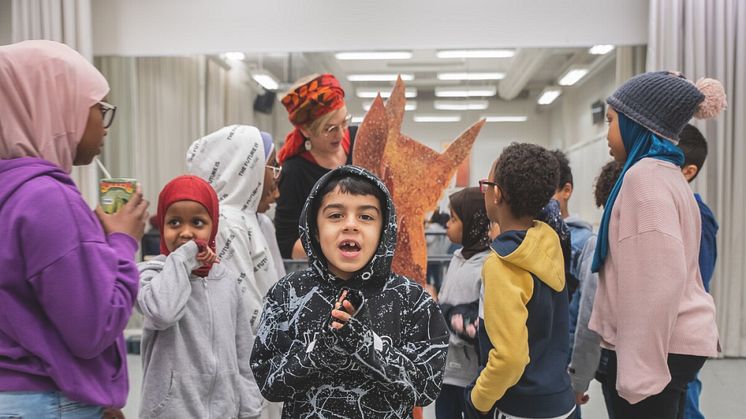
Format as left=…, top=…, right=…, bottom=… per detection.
left=136, top=175, right=262, bottom=419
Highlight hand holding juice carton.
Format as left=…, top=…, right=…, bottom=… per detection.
left=94, top=159, right=149, bottom=241
left=99, top=178, right=138, bottom=214
left=95, top=158, right=138, bottom=214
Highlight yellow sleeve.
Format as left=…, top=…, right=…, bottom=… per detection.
left=470, top=254, right=533, bottom=413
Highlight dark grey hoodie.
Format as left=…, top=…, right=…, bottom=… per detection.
left=250, top=165, right=449, bottom=418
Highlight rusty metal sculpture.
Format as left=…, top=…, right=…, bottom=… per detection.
left=353, top=78, right=485, bottom=286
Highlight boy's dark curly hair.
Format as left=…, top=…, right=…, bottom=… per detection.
left=551, top=149, right=573, bottom=189
left=594, top=161, right=624, bottom=208
left=492, top=142, right=559, bottom=218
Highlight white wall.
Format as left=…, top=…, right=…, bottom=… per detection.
left=564, top=138, right=613, bottom=226
left=399, top=99, right=551, bottom=186
left=548, top=58, right=617, bottom=150
left=547, top=58, right=618, bottom=225
left=90, top=0, right=648, bottom=56
left=0, top=0, right=11, bottom=45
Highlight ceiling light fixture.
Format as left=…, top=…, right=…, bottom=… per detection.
left=538, top=87, right=562, bottom=105
left=436, top=49, right=515, bottom=59
left=363, top=101, right=417, bottom=111
left=434, top=100, right=489, bottom=111
left=251, top=70, right=279, bottom=91
left=589, top=45, right=615, bottom=55
left=223, top=52, right=245, bottom=61
left=558, top=67, right=590, bottom=86
left=435, top=86, right=497, bottom=97
left=335, top=51, right=413, bottom=60
left=482, top=115, right=528, bottom=122
left=437, top=72, right=505, bottom=81
left=356, top=88, right=418, bottom=99
left=347, top=74, right=414, bottom=82
left=414, top=115, right=462, bottom=123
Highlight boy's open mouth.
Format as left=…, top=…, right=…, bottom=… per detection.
left=338, top=240, right=361, bottom=257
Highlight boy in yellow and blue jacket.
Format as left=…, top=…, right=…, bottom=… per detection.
left=467, top=143, right=575, bottom=419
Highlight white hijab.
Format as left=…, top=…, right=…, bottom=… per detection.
left=187, top=125, right=280, bottom=329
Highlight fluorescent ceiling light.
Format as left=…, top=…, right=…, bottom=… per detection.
left=558, top=67, right=589, bottom=86
left=351, top=116, right=365, bottom=124
left=414, top=115, right=462, bottom=123
left=436, top=49, right=515, bottom=59
left=223, top=51, right=245, bottom=61
left=437, top=72, right=505, bottom=81
left=589, top=45, right=615, bottom=55
left=482, top=115, right=528, bottom=122
left=435, top=86, right=497, bottom=97
left=363, top=101, right=417, bottom=111
left=356, top=88, right=417, bottom=98
left=538, top=88, right=562, bottom=105
left=347, top=74, right=414, bottom=82
left=251, top=70, right=279, bottom=90
left=434, top=100, right=489, bottom=111
left=335, top=51, right=413, bottom=60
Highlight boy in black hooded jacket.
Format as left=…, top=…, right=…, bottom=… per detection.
left=250, top=165, right=449, bottom=418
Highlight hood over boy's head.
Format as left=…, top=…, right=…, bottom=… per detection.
left=300, top=166, right=396, bottom=284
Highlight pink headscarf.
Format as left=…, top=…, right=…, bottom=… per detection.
left=0, top=40, right=109, bottom=173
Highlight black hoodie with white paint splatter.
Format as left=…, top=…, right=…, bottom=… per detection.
left=250, top=165, right=449, bottom=418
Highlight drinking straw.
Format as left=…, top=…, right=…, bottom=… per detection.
left=94, top=158, right=113, bottom=179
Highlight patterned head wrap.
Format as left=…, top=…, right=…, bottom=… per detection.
left=277, top=74, right=347, bottom=165
left=281, top=74, right=345, bottom=127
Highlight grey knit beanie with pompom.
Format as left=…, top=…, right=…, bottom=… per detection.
left=607, top=71, right=727, bottom=142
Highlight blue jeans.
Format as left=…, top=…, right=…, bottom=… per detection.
left=0, top=391, right=103, bottom=419
left=684, top=374, right=705, bottom=419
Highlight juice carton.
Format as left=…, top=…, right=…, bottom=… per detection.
left=100, top=178, right=137, bottom=214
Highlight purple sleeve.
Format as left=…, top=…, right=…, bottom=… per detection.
left=20, top=183, right=140, bottom=360
left=28, top=232, right=139, bottom=359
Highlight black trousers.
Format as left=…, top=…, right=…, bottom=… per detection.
left=436, top=383, right=467, bottom=419
left=600, top=349, right=706, bottom=419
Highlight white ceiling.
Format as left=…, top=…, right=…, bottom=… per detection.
left=324, top=47, right=602, bottom=93
left=91, top=0, right=648, bottom=56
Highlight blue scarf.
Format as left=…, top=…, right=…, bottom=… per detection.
left=591, top=112, right=684, bottom=273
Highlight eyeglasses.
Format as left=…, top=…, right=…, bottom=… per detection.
left=321, top=114, right=352, bottom=138
left=479, top=178, right=499, bottom=194
left=99, top=101, right=117, bottom=129
left=266, top=164, right=282, bottom=179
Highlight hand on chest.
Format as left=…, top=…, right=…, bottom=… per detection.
left=291, top=287, right=405, bottom=343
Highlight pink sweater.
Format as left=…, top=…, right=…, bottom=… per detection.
left=588, top=158, right=719, bottom=404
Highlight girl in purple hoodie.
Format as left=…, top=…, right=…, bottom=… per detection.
left=0, top=40, right=149, bottom=418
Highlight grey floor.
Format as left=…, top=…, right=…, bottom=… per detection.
left=123, top=356, right=745, bottom=418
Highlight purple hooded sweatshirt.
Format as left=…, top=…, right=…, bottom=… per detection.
left=0, top=157, right=139, bottom=408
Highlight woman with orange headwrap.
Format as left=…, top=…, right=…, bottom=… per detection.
left=275, top=73, right=357, bottom=259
